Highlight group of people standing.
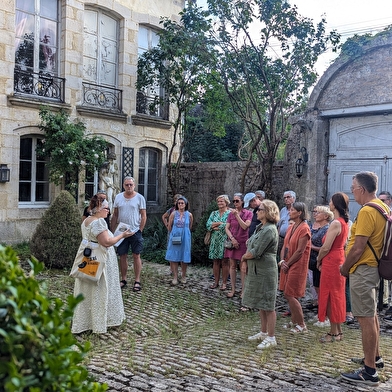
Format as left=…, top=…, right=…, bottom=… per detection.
left=71, top=170, right=388, bottom=387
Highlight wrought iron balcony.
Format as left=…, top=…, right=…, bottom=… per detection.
left=81, top=82, right=123, bottom=113
left=136, top=91, right=169, bottom=120
left=14, top=68, right=65, bottom=102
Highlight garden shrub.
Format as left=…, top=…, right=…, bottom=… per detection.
left=191, top=200, right=218, bottom=266
left=30, top=190, right=81, bottom=269
left=0, top=245, right=107, bottom=391
left=142, top=217, right=168, bottom=264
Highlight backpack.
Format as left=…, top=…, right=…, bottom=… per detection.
left=365, top=202, right=392, bottom=280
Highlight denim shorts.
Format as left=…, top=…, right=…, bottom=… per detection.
left=117, top=230, right=143, bottom=255
left=350, top=264, right=380, bottom=317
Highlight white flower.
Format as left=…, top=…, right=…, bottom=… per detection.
left=60, top=149, right=63, bottom=153
left=69, top=161, right=73, bottom=165
left=94, top=153, right=99, bottom=159
left=42, top=148, right=45, bottom=153
left=80, top=160, right=86, bottom=165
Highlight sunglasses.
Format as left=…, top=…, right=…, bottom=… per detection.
left=233, top=200, right=241, bottom=203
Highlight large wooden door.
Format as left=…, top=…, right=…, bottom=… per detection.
left=327, top=115, right=392, bottom=220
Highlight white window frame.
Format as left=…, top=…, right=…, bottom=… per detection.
left=19, top=136, right=50, bottom=206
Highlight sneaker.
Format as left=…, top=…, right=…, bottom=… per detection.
left=385, top=306, right=392, bottom=315
left=384, top=314, right=392, bottom=324
left=248, top=331, right=268, bottom=341
left=341, top=367, right=379, bottom=386
left=351, top=357, right=384, bottom=369
left=313, top=319, right=331, bottom=327
left=257, top=336, right=277, bottom=349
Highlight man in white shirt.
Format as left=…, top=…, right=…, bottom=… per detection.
left=111, top=176, right=147, bottom=292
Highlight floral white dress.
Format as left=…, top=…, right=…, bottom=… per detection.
left=72, top=218, right=125, bottom=334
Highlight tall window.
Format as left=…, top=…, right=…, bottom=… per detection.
left=84, top=9, right=118, bottom=87
left=15, top=0, right=58, bottom=74
left=138, top=148, right=159, bottom=203
left=137, top=26, right=168, bottom=119
left=19, top=136, right=49, bottom=203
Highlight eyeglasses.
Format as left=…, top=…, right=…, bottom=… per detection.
left=233, top=200, right=241, bottom=203
left=350, top=185, right=362, bottom=192
left=380, top=198, right=388, bottom=202
left=257, top=208, right=265, bottom=211
left=177, top=202, right=185, bottom=204
left=283, top=195, right=292, bottom=199
left=312, top=210, right=320, bottom=214
left=124, top=183, right=134, bottom=187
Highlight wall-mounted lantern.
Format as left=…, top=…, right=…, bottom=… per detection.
left=0, top=164, right=10, bottom=182
left=295, top=148, right=308, bottom=178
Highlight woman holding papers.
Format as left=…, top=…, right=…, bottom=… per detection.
left=72, top=196, right=132, bottom=334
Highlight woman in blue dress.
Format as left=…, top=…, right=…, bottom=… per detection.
left=165, top=196, right=193, bottom=285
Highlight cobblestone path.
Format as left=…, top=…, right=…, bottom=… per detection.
left=80, top=263, right=392, bottom=391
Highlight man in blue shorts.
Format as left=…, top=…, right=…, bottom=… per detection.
left=111, top=176, right=147, bottom=292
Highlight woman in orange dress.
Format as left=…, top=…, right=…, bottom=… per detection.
left=279, top=202, right=311, bottom=333
left=317, top=192, right=349, bottom=342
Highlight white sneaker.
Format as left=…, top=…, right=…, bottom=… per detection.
left=257, top=337, right=277, bottom=349
left=248, top=331, right=268, bottom=341
left=181, top=277, right=187, bottom=284
left=313, top=319, right=330, bottom=327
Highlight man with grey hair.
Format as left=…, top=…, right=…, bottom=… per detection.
left=112, top=176, right=147, bottom=292
left=278, top=190, right=296, bottom=240
left=255, top=190, right=265, bottom=201
left=341, top=171, right=387, bottom=386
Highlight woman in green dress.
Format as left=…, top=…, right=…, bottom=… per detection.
left=241, top=199, right=280, bottom=350
left=206, top=195, right=230, bottom=290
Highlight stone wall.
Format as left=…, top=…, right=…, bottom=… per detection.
left=173, top=161, right=285, bottom=226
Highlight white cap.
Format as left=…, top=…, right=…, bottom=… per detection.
left=244, top=192, right=256, bottom=208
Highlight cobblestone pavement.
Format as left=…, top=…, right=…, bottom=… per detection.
left=81, top=262, right=392, bottom=391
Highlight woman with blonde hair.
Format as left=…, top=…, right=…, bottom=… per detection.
left=242, top=200, right=280, bottom=349
left=206, top=195, right=231, bottom=290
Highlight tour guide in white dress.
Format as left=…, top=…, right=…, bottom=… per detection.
left=72, top=197, right=132, bottom=334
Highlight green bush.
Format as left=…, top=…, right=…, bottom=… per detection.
left=142, top=217, right=168, bottom=264
left=191, top=200, right=218, bottom=266
left=0, top=245, right=107, bottom=391
left=30, top=190, right=81, bottom=269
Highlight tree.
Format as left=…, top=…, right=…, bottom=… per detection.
left=201, top=0, right=340, bottom=195
left=137, top=8, right=214, bottom=194
left=37, top=107, right=108, bottom=200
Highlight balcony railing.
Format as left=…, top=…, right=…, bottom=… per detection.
left=81, top=82, right=123, bottom=113
left=136, top=91, right=169, bottom=120
left=14, top=68, right=65, bottom=102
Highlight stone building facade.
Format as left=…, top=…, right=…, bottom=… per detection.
left=0, top=0, right=184, bottom=244
left=285, top=30, right=392, bottom=218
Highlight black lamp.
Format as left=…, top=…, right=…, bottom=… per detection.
left=295, top=158, right=304, bottom=178
left=0, top=164, right=10, bottom=182
left=295, top=147, right=309, bottom=178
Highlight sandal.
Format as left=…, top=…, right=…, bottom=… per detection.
left=290, top=324, right=308, bottom=334
left=209, top=283, right=218, bottom=289
left=120, top=280, right=127, bottom=289
left=319, top=332, right=342, bottom=343
left=132, top=281, right=142, bottom=292
left=239, top=306, right=250, bottom=312
left=220, top=284, right=227, bottom=290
